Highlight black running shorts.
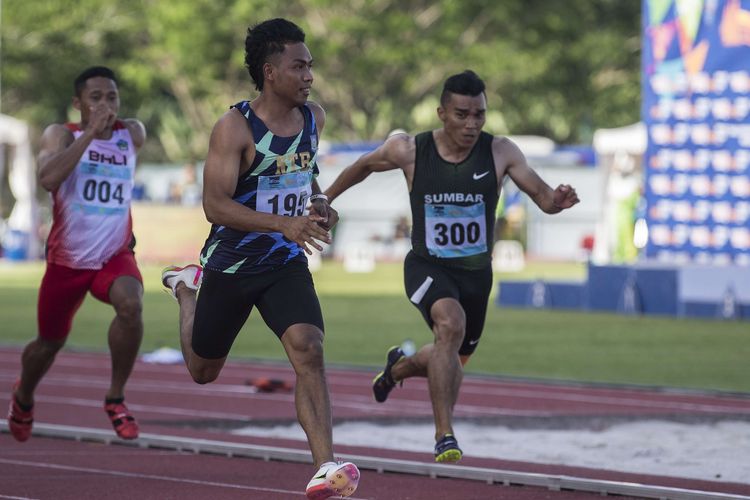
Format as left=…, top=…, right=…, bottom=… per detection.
left=192, top=261, right=324, bottom=359
left=403, top=251, right=493, bottom=356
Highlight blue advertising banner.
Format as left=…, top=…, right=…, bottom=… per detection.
left=642, top=0, right=750, bottom=265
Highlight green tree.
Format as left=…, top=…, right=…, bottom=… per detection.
left=1, top=0, right=641, bottom=162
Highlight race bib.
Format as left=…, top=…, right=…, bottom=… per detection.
left=425, top=203, right=487, bottom=258
left=257, top=170, right=313, bottom=216
left=74, top=161, right=132, bottom=215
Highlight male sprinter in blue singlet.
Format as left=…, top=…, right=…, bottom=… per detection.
left=161, top=19, right=359, bottom=500
left=324, top=70, right=580, bottom=463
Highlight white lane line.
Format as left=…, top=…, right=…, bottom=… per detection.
left=0, top=495, right=40, bottom=500
left=2, top=362, right=749, bottom=415
left=1, top=352, right=741, bottom=409
left=0, top=458, right=368, bottom=499
left=329, top=393, right=554, bottom=417
left=2, top=371, right=747, bottom=418
left=458, top=385, right=750, bottom=414
left=0, top=394, right=274, bottom=421
left=0, top=388, right=552, bottom=421
left=2, top=349, right=750, bottom=406
left=3, top=423, right=745, bottom=500
left=0, top=372, right=290, bottom=398
left=6, top=381, right=747, bottom=425
left=0, top=353, right=294, bottom=376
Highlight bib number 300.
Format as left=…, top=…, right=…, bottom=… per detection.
left=425, top=202, right=487, bottom=258
left=433, top=221, right=482, bottom=246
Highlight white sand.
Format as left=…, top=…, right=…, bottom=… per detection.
left=233, top=419, right=750, bottom=484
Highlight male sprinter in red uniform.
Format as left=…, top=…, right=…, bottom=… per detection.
left=8, top=66, right=146, bottom=442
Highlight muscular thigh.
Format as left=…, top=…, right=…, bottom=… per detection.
left=403, top=251, right=459, bottom=329
left=403, top=251, right=492, bottom=355
left=38, top=263, right=96, bottom=341
left=192, top=270, right=255, bottom=360
left=90, top=250, right=143, bottom=303
left=455, top=265, right=493, bottom=355
left=256, top=262, right=323, bottom=338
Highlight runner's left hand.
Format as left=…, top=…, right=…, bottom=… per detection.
left=552, top=184, right=580, bottom=210
left=310, top=200, right=339, bottom=230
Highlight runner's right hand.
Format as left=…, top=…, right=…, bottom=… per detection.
left=280, top=215, right=331, bottom=254
left=87, top=103, right=115, bottom=135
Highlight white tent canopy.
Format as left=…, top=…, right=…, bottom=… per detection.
left=0, top=113, right=39, bottom=259
left=591, top=122, right=646, bottom=265
left=592, top=122, right=647, bottom=155
left=507, top=135, right=556, bottom=156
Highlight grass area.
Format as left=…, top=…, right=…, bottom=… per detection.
left=1, top=260, right=748, bottom=393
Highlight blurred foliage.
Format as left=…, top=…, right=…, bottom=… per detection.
left=1, top=0, right=641, bottom=162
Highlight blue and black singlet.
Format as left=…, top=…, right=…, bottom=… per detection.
left=200, top=101, right=320, bottom=274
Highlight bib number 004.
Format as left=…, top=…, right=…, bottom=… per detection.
left=82, top=179, right=125, bottom=204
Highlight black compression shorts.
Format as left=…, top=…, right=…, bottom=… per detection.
left=192, top=261, right=324, bottom=359
left=403, top=251, right=493, bottom=356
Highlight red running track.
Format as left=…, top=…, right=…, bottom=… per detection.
left=1, top=346, right=749, bottom=499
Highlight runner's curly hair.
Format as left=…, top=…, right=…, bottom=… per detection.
left=245, top=18, right=306, bottom=91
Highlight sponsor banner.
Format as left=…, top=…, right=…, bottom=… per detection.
left=642, top=0, right=750, bottom=265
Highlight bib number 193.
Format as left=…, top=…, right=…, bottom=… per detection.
left=268, top=192, right=308, bottom=216
left=257, top=171, right=313, bottom=216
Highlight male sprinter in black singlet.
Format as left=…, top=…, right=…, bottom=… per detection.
left=161, top=19, right=359, bottom=499
left=324, top=70, right=579, bottom=463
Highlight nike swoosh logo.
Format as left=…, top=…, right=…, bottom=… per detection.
left=473, top=171, right=490, bottom=180
left=468, top=339, right=479, bottom=345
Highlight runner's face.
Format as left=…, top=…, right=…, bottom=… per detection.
left=438, top=93, right=487, bottom=148
left=75, top=77, right=120, bottom=128
left=270, top=42, right=313, bottom=105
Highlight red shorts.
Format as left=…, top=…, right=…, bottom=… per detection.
left=37, top=250, right=143, bottom=341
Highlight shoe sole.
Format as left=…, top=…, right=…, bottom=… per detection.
left=435, top=449, right=463, bottom=463
left=306, top=463, right=360, bottom=499
left=161, top=266, right=187, bottom=287
left=371, top=346, right=404, bottom=403
left=8, top=419, right=32, bottom=442
left=115, top=427, right=139, bottom=440
left=8, top=381, right=33, bottom=442
left=162, top=265, right=202, bottom=288
left=371, top=370, right=391, bottom=403
left=105, top=405, right=139, bottom=440
left=371, top=370, right=386, bottom=386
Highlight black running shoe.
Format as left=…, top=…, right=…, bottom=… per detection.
left=434, top=433, right=463, bottom=463
left=371, top=345, right=405, bottom=403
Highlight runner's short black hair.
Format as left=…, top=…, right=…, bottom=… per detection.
left=440, top=70, right=486, bottom=107
left=74, top=66, right=117, bottom=97
left=245, top=18, right=306, bottom=91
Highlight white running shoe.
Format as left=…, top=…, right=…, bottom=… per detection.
left=305, top=461, right=360, bottom=499
left=161, top=264, right=203, bottom=298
